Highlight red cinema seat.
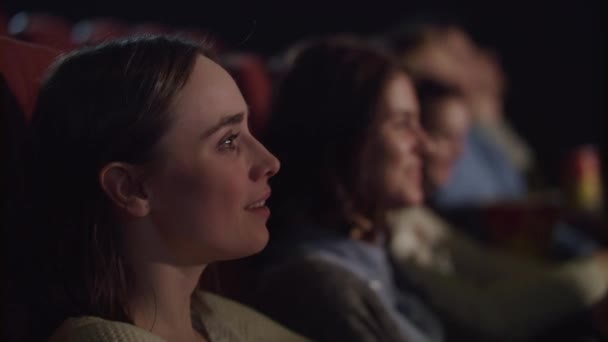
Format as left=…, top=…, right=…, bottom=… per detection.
left=0, top=36, right=61, bottom=121
left=71, top=18, right=130, bottom=45
left=223, top=53, right=273, bottom=138
left=8, top=12, right=75, bottom=51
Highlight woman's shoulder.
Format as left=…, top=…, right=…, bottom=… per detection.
left=258, top=240, right=379, bottom=293
left=47, top=294, right=309, bottom=342
left=49, top=316, right=164, bottom=342
left=254, top=254, right=387, bottom=320
left=196, top=291, right=311, bottom=342
left=250, top=257, right=409, bottom=342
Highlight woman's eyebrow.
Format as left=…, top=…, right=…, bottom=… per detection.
left=201, top=112, right=246, bottom=139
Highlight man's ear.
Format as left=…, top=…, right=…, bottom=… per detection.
left=99, top=162, right=150, bottom=217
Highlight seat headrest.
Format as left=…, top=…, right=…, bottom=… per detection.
left=0, top=36, right=61, bottom=121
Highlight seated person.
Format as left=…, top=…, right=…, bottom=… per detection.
left=386, top=18, right=530, bottom=206
left=387, top=77, right=608, bottom=341
left=10, top=35, right=308, bottom=342
left=248, top=36, right=444, bottom=342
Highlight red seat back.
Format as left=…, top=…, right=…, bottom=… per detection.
left=8, top=12, right=74, bottom=51
left=72, top=18, right=131, bottom=45
left=131, top=23, right=174, bottom=36
left=0, top=9, right=8, bottom=36
left=0, top=36, right=61, bottom=121
left=223, top=53, right=273, bottom=138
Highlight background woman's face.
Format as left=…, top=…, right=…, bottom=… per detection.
left=143, top=55, right=280, bottom=264
left=359, top=73, right=425, bottom=209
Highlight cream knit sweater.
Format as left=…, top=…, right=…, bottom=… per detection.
left=49, top=291, right=311, bottom=342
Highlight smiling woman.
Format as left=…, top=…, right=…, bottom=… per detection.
left=136, top=54, right=279, bottom=266
left=248, top=36, right=442, bottom=342
left=11, top=35, right=306, bottom=342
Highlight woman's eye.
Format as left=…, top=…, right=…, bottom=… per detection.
left=396, top=118, right=413, bottom=129
left=401, top=116, right=422, bottom=130
left=219, top=133, right=240, bottom=151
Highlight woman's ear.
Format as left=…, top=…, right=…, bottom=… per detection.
left=99, top=162, right=150, bottom=217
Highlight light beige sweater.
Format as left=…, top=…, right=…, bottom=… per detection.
left=49, top=291, right=311, bottom=342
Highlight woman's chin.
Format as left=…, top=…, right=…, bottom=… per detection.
left=406, top=191, right=425, bottom=207
left=210, top=229, right=269, bottom=262
left=389, top=189, right=425, bottom=209
left=236, top=229, right=270, bottom=259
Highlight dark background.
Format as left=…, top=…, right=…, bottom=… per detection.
left=4, top=0, right=604, bottom=187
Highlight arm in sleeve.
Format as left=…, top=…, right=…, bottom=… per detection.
left=394, top=239, right=608, bottom=341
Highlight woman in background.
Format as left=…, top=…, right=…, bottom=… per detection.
left=249, top=36, right=443, bottom=342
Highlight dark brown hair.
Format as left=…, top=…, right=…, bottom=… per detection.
left=14, top=35, right=215, bottom=340
left=264, top=36, right=408, bottom=234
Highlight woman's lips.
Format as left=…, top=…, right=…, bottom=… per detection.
left=245, top=191, right=271, bottom=218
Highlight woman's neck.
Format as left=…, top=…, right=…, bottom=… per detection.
left=123, top=220, right=209, bottom=341
left=129, top=262, right=207, bottom=341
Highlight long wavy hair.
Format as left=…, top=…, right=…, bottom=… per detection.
left=264, top=36, right=408, bottom=236
left=11, top=35, right=215, bottom=340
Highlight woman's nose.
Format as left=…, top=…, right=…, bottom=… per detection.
left=249, top=138, right=280, bottom=182
left=415, top=127, right=435, bottom=156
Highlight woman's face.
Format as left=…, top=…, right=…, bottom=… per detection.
left=144, top=55, right=280, bottom=264
left=359, top=73, right=425, bottom=209
left=424, top=97, right=471, bottom=190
